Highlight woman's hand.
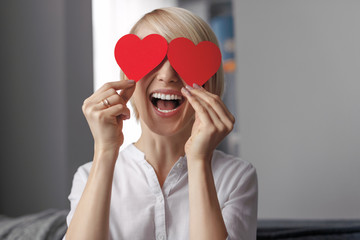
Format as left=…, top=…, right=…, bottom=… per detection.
left=182, top=84, right=232, bottom=240
left=181, top=84, right=235, bottom=162
left=82, top=80, right=136, bottom=153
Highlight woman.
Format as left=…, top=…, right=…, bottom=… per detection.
left=64, top=7, right=257, bottom=240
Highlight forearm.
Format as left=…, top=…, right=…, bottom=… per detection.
left=188, top=159, right=228, bottom=240
left=65, top=148, right=118, bottom=240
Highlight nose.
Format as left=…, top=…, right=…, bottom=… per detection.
left=155, top=58, right=178, bottom=83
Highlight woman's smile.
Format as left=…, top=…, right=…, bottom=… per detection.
left=149, top=88, right=185, bottom=117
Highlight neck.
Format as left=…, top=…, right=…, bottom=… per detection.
left=134, top=120, right=192, bottom=184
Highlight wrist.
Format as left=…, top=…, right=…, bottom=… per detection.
left=186, top=151, right=213, bottom=166
left=94, top=142, right=120, bottom=154
left=93, top=144, right=119, bottom=164
left=186, top=156, right=212, bottom=171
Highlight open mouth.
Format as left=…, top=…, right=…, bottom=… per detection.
left=149, top=91, right=185, bottom=113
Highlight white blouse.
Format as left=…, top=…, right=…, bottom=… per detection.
left=65, top=143, right=258, bottom=240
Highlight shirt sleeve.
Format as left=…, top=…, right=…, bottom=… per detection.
left=62, top=166, right=88, bottom=240
left=221, top=163, right=258, bottom=240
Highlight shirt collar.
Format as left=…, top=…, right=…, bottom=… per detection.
left=125, top=143, right=146, bottom=163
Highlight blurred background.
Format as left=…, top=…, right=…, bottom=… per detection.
left=1, top=0, right=359, bottom=220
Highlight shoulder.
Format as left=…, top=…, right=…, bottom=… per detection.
left=73, top=161, right=92, bottom=182
left=212, top=149, right=256, bottom=177
left=211, top=151, right=258, bottom=239
left=211, top=149, right=257, bottom=191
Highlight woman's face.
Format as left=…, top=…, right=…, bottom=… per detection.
left=132, top=27, right=195, bottom=137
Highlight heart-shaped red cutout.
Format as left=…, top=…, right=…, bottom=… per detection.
left=114, top=34, right=168, bottom=81
left=167, top=37, right=222, bottom=86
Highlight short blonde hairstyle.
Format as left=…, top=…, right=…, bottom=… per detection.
left=121, top=7, right=224, bottom=119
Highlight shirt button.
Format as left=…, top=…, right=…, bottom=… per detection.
left=157, top=234, right=164, bottom=240
left=158, top=196, right=163, bottom=203
left=176, top=162, right=183, bottom=169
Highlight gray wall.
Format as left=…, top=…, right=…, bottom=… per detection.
left=234, top=1, right=360, bottom=219
left=0, top=0, right=93, bottom=217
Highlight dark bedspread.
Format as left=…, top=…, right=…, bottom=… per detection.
left=0, top=209, right=68, bottom=240
left=257, top=219, right=360, bottom=240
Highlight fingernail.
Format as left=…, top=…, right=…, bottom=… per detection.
left=193, top=83, right=201, bottom=89
left=120, top=114, right=130, bottom=120
left=181, top=87, right=192, bottom=96
left=185, top=85, right=194, bottom=90
left=127, top=80, right=135, bottom=84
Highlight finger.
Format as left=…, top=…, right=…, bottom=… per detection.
left=188, top=84, right=235, bottom=127
left=186, top=84, right=235, bottom=133
left=104, top=104, right=131, bottom=119
left=92, top=88, right=119, bottom=104
left=190, top=84, right=231, bottom=117
left=181, top=87, right=213, bottom=126
left=119, top=83, right=136, bottom=104
left=104, top=93, right=125, bottom=107
left=96, top=79, right=136, bottom=94
left=93, top=94, right=125, bottom=111
left=93, top=79, right=135, bottom=106
left=184, top=86, right=226, bottom=132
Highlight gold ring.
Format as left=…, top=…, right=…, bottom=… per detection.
left=102, top=98, right=110, bottom=107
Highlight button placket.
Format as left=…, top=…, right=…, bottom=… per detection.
left=163, top=157, right=187, bottom=197
left=154, top=191, right=166, bottom=240
left=157, top=233, right=165, bottom=240
left=142, top=160, right=167, bottom=240
left=176, top=162, right=183, bottom=169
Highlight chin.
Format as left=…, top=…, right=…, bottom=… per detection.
left=140, top=108, right=194, bottom=138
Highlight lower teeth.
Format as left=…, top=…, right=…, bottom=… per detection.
left=156, top=107, right=177, bottom=113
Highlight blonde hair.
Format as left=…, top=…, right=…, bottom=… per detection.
left=121, top=7, right=224, bottom=119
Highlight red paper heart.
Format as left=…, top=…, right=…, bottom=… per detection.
left=114, top=34, right=168, bottom=81
left=167, top=38, right=222, bottom=86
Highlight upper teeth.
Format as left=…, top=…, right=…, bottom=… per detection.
left=151, top=93, right=182, bottom=100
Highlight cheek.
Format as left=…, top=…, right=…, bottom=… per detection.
left=132, top=85, right=148, bottom=112
left=183, top=102, right=195, bottom=119
left=134, top=83, right=146, bottom=99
